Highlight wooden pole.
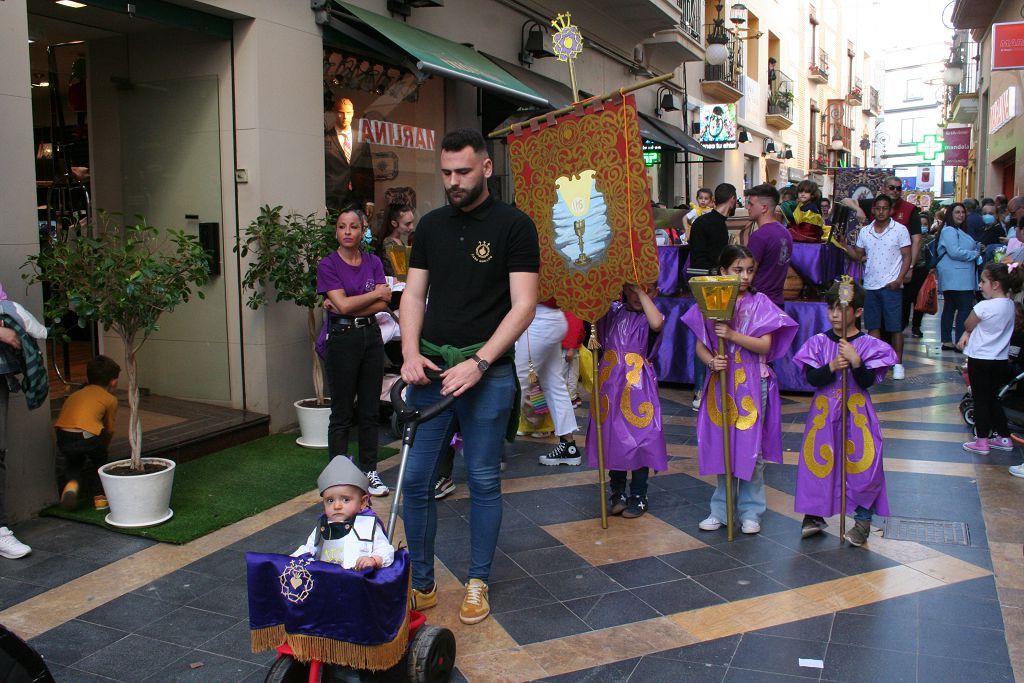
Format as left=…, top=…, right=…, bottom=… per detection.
left=718, top=337, right=735, bottom=542
left=839, top=303, right=849, bottom=543
left=589, top=324, right=608, bottom=529
left=488, top=72, right=674, bottom=138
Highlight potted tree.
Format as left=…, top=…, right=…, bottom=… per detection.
left=236, top=205, right=336, bottom=447
left=25, top=217, right=209, bottom=528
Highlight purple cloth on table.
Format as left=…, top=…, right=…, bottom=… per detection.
left=657, top=246, right=684, bottom=296
left=585, top=302, right=668, bottom=472
left=653, top=297, right=829, bottom=393
left=681, top=293, right=798, bottom=479
left=748, top=221, right=793, bottom=306
left=789, top=242, right=846, bottom=286
left=792, top=334, right=896, bottom=516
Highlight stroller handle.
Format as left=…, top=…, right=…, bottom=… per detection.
left=390, top=370, right=456, bottom=426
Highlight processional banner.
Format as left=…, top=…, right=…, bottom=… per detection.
left=506, top=95, right=660, bottom=322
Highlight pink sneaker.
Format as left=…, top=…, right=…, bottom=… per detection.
left=963, top=438, right=990, bottom=455
left=989, top=437, right=1014, bottom=451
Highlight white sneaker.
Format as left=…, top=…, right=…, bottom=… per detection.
left=692, top=392, right=702, bottom=411
left=892, top=364, right=905, bottom=380
left=365, top=470, right=390, bottom=497
left=0, top=527, right=31, bottom=559
left=741, top=519, right=761, bottom=534
left=1009, top=463, right=1024, bottom=479
left=698, top=515, right=723, bottom=531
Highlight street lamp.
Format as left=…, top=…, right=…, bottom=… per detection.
left=706, top=4, right=730, bottom=66
left=859, top=133, right=871, bottom=168
left=942, top=53, right=964, bottom=87
left=830, top=135, right=844, bottom=151
left=729, top=3, right=748, bottom=25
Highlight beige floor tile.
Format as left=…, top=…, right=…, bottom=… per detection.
left=457, top=648, right=549, bottom=683
left=670, top=603, right=748, bottom=641
left=906, top=555, right=992, bottom=585
left=417, top=588, right=517, bottom=657
left=543, top=516, right=704, bottom=565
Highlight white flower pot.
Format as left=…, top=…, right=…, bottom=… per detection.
left=295, top=399, right=330, bottom=449
left=98, top=457, right=176, bottom=528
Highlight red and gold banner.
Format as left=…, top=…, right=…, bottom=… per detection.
left=507, top=95, right=659, bottom=322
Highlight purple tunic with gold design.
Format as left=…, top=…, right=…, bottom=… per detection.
left=792, top=333, right=896, bottom=516
left=681, top=293, right=798, bottom=481
left=585, top=302, right=668, bottom=472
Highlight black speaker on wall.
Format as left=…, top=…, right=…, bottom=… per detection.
left=198, top=222, right=221, bottom=277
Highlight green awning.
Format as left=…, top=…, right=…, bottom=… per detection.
left=332, top=2, right=547, bottom=107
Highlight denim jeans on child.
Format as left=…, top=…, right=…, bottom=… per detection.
left=709, top=378, right=769, bottom=523
left=401, top=363, right=515, bottom=591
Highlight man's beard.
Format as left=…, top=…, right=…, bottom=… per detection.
left=446, top=180, right=484, bottom=209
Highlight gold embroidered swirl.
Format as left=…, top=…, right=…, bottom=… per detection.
left=845, top=393, right=875, bottom=474
left=802, top=395, right=834, bottom=478
left=620, top=352, right=654, bottom=428
left=707, top=369, right=758, bottom=430
left=801, top=392, right=873, bottom=478
left=598, top=350, right=617, bottom=419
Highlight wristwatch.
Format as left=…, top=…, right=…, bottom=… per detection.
left=470, top=354, right=490, bottom=373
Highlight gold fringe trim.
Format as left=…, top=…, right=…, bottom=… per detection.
left=251, top=608, right=410, bottom=671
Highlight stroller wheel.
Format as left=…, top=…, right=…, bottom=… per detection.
left=265, top=654, right=310, bottom=683
left=408, top=624, right=456, bottom=683
left=960, top=398, right=975, bottom=427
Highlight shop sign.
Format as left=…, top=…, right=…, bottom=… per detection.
left=992, top=22, right=1024, bottom=71
left=943, top=126, right=971, bottom=167
left=989, top=87, right=1018, bottom=134
left=357, top=119, right=436, bottom=151
left=697, top=103, right=738, bottom=150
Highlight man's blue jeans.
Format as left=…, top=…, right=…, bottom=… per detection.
left=403, top=363, right=515, bottom=591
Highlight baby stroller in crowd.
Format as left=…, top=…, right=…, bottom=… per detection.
left=959, top=329, right=1024, bottom=433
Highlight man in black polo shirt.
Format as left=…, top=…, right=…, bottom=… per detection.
left=399, top=128, right=539, bottom=625
left=686, top=182, right=737, bottom=409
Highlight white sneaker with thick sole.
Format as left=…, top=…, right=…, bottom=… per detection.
left=1009, top=463, right=1024, bottom=479
left=698, top=515, right=723, bottom=531
left=0, top=527, right=31, bottom=559
left=692, top=392, right=702, bottom=411
left=365, top=470, right=390, bottom=497
left=892, top=364, right=905, bottom=380
left=741, top=519, right=761, bottom=534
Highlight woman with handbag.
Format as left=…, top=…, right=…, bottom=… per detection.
left=936, top=203, right=981, bottom=351
left=515, top=301, right=580, bottom=465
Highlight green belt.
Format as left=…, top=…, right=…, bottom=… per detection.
left=419, top=339, right=519, bottom=442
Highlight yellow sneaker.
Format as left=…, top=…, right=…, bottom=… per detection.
left=409, top=584, right=437, bottom=611
left=93, top=495, right=109, bottom=511
left=459, top=579, right=490, bottom=624
left=60, top=481, right=79, bottom=511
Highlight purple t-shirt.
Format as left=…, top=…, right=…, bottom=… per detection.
left=748, top=221, right=793, bottom=307
left=316, top=250, right=386, bottom=319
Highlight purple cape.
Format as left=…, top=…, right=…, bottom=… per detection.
left=792, top=333, right=896, bottom=516
left=682, top=292, right=798, bottom=480
left=586, top=302, right=668, bottom=472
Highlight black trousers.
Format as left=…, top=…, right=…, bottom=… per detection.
left=901, top=265, right=928, bottom=331
left=609, top=467, right=649, bottom=497
left=56, top=429, right=109, bottom=495
left=968, top=357, right=1010, bottom=438
left=325, top=323, right=384, bottom=471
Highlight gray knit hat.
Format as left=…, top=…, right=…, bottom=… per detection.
left=317, top=456, right=369, bottom=495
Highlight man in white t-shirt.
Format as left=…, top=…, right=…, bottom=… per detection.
left=844, top=194, right=912, bottom=379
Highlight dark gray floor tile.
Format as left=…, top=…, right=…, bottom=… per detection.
left=0, top=576, right=47, bottom=610
left=75, top=634, right=189, bottom=683
left=7, top=553, right=104, bottom=588
left=730, top=634, right=827, bottom=678
left=491, top=602, right=590, bottom=645
left=598, top=558, right=683, bottom=589
left=537, top=658, right=640, bottom=682
left=917, top=654, right=1016, bottom=683
left=67, top=533, right=156, bottom=565
left=564, top=590, right=660, bottom=630
left=30, top=619, right=127, bottom=667
left=443, top=549, right=526, bottom=584
left=649, top=635, right=740, bottom=666
left=146, top=651, right=261, bottom=682
left=187, top=579, right=249, bottom=619
left=918, top=620, right=1010, bottom=665
left=519, top=502, right=593, bottom=525
left=752, top=555, right=845, bottom=589
left=693, top=567, right=788, bottom=602
left=79, top=593, right=178, bottom=632
left=628, top=657, right=726, bottom=682
left=184, top=548, right=249, bottom=580
left=631, top=578, right=725, bottom=615
left=137, top=606, right=239, bottom=648
left=820, top=642, right=916, bottom=683
left=48, top=663, right=121, bottom=682
left=498, top=508, right=538, bottom=532
left=538, top=566, right=621, bottom=601
left=133, top=570, right=221, bottom=606
left=496, top=527, right=562, bottom=555
left=917, top=589, right=1005, bottom=631
left=829, top=612, right=917, bottom=653
left=508, top=545, right=589, bottom=576
left=839, top=593, right=918, bottom=618
left=723, top=668, right=817, bottom=682
left=199, top=621, right=278, bottom=666
left=805, top=546, right=899, bottom=576
left=0, top=547, right=56, bottom=578
left=926, top=575, right=999, bottom=602
left=753, top=614, right=834, bottom=642
left=488, top=576, right=558, bottom=614
left=717, top=536, right=799, bottom=566
left=657, top=547, right=743, bottom=577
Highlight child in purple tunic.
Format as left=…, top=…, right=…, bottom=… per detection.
left=793, top=281, right=896, bottom=546
left=683, top=245, right=798, bottom=535
left=585, top=284, right=667, bottom=518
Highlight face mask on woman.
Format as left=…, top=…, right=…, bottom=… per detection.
left=983, top=214, right=996, bottom=225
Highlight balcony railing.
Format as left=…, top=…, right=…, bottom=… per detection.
left=767, top=71, right=794, bottom=119
left=869, top=86, right=880, bottom=112
left=848, top=77, right=863, bottom=103
left=809, top=48, right=829, bottom=81
left=678, top=0, right=702, bottom=43
left=813, top=141, right=829, bottom=171
left=703, top=27, right=743, bottom=89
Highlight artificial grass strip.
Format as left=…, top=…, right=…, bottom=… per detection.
left=41, top=433, right=397, bottom=544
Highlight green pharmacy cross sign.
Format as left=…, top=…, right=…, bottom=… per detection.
left=915, top=134, right=945, bottom=162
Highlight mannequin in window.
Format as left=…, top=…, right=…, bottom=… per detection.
left=325, top=98, right=375, bottom=212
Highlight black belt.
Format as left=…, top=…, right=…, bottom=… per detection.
left=330, top=316, right=376, bottom=330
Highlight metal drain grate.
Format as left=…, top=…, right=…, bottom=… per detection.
left=883, top=517, right=970, bottom=546
left=900, top=371, right=964, bottom=386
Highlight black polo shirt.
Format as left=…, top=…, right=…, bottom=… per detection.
left=409, top=194, right=539, bottom=349
left=688, top=209, right=729, bottom=272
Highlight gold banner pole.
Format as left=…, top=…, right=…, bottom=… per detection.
left=717, top=335, right=736, bottom=542
left=589, top=324, right=608, bottom=529
left=838, top=277, right=854, bottom=543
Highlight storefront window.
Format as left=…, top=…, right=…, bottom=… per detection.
left=323, top=50, right=445, bottom=234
